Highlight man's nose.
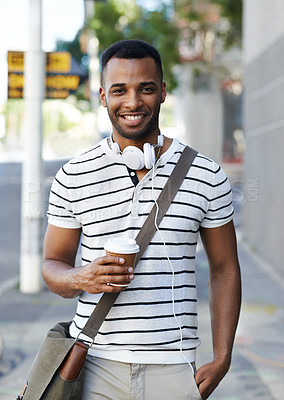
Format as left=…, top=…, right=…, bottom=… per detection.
left=125, top=90, right=142, bottom=109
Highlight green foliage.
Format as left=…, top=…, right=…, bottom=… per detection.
left=56, top=30, right=84, bottom=64
left=55, top=0, right=242, bottom=97
left=212, top=0, right=242, bottom=48
left=90, top=0, right=180, bottom=92
left=175, top=0, right=212, bottom=27
left=175, top=0, right=242, bottom=50
left=212, top=0, right=242, bottom=26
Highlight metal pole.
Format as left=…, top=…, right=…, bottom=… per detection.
left=84, top=0, right=100, bottom=140
left=20, top=0, right=45, bottom=293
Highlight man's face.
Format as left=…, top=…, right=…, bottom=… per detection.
left=99, top=57, right=167, bottom=143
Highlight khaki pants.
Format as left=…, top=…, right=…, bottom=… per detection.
left=82, top=356, right=202, bottom=400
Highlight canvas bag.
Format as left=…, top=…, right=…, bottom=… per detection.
left=17, top=321, right=83, bottom=400
left=17, top=146, right=197, bottom=400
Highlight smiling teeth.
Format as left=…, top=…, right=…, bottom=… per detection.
left=124, top=115, right=143, bottom=120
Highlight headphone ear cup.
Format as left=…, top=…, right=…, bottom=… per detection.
left=122, top=146, right=145, bottom=170
left=143, top=143, right=156, bottom=170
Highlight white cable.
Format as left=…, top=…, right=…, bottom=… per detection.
left=151, top=166, right=195, bottom=374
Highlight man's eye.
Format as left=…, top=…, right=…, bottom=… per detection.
left=112, top=89, right=125, bottom=94
left=142, top=87, right=154, bottom=93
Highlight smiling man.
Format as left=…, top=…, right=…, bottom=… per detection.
left=100, top=53, right=166, bottom=142
left=43, top=40, right=241, bottom=399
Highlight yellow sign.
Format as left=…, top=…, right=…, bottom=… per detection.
left=7, top=50, right=87, bottom=99
left=8, top=73, right=24, bottom=98
left=8, top=73, right=81, bottom=99
left=7, top=51, right=24, bottom=72
left=7, top=51, right=71, bottom=73
left=46, top=74, right=81, bottom=100
left=8, top=73, right=24, bottom=87
left=46, top=75, right=80, bottom=90
left=46, top=52, right=71, bottom=73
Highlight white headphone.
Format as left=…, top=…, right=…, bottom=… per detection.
left=109, top=135, right=164, bottom=170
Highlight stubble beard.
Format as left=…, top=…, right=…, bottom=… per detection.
left=106, top=105, right=161, bottom=142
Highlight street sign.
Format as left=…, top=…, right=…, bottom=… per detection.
left=46, top=52, right=71, bottom=73
left=7, top=51, right=87, bottom=99
left=7, top=51, right=24, bottom=72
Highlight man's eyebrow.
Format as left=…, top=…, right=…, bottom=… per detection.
left=110, top=81, right=158, bottom=89
left=110, top=83, right=126, bottom=89
left=140, top=81, right=157, bottom=86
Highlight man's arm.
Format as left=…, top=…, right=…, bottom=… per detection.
left=196, top=220, right=241, bottom=399
left=42, top=224, right=135, bottom=298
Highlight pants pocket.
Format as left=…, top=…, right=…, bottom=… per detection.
left=188, top=366, right=203, bottom=400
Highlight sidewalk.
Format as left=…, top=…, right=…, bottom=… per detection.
left=0, top=288, right=77, bottom=399
left=0, top=230, right=283, bottom=400
left=196, top=231, right=284, bottom=400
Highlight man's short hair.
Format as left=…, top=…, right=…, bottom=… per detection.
left=100, top=39, right=163, bottom=85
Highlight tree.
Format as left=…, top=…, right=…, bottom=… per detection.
left=173, top=0, right=242, bottom=91
left=174, top=0, right=242, bottom=60
left=89, top=0, right=180, bottom=91
left=56, top=0, right=242, bottom=95
left=212, top=0, right=242, bottom=48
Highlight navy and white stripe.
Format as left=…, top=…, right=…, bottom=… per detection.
left=47, top=138, right=233, bottom=364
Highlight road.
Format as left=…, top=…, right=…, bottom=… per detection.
left=0, top=159, right=67, bottom=286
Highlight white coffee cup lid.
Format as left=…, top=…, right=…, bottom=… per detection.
left=104, top=237, right=139, bottom=254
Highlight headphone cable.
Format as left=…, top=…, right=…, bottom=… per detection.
left=151, top=165, right=195, bottom=374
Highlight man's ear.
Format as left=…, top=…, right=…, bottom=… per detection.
left=99, top=87, right=107, bottom=107
left=161, top=81, right=167, bottom=104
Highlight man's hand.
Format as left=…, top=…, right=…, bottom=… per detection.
left=42, top=225, right=135, bottom=298
left=195, top=358, right=230, bottom=399
left=72, top=255, right=135, bottom=294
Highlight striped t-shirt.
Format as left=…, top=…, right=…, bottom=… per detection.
left=47, top=137, right=234, bottom=364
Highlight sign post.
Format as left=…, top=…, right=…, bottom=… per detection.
left=20, top=0, right=45, bottom=293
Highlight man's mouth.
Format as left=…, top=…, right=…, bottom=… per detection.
left=122, top=114, right=144, bottom=121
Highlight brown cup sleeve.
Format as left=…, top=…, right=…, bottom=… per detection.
left=105, top=251, right=137, bottom=267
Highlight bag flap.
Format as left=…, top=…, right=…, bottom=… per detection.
left=23, top=321, right=76, bottom=399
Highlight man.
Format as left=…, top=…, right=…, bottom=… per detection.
left=43, top=39, right=241, bottom=399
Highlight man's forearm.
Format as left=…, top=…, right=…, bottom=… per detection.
left=209, top=263, right=241, bottom=366
left=42, top=259, right=83, bottom=299
left=194, top=259, right=241, bottom=399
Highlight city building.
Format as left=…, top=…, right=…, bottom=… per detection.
left=243, top=0, right=284, bottom=274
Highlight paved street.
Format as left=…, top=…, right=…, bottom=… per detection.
left=0, top=160, right=283, bottom=399
left=0, top=159, right=68, bottom=285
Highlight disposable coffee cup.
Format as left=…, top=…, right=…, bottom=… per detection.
left=104, top=238, right=140, bottom=287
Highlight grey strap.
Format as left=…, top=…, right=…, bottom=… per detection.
left=80, top=146, right=198, bottom=340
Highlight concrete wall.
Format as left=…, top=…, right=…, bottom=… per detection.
left=243, top=0, right=284, bottom=273
left=173, top=64, right=223, bottom=164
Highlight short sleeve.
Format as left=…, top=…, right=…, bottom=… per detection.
left=47, top=166, right=81, bottom=229
left=200, top=162, right=234, bottom=228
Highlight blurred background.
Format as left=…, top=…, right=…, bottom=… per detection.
left=0, top=1, right=283, bottom=399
